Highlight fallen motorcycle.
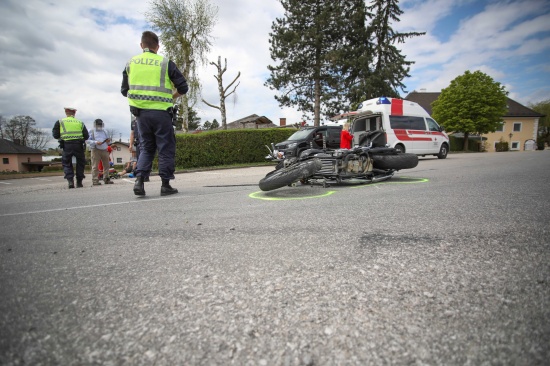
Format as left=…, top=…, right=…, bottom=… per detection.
left=259, top=135, right=418, bottom=191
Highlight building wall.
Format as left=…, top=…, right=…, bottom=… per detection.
left=1, top=154, right=43, bottom=172
left=482, top=117, right=538, bottom=152
left=110, top=142, right=132, bottom=165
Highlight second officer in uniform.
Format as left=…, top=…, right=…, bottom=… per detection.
left=52, top=107, right=89, bottom=188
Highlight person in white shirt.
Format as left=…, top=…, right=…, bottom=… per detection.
left=87, top=119, right=113, bottom=186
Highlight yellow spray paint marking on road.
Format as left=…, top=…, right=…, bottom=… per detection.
left=249, top=177, right=429, bottom=201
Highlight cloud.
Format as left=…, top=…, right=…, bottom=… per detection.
left=400, top=0, right=550, bottom=103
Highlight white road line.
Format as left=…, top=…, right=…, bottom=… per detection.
left=0, top=195, right=189, bottom=217
left=0, top=181, right=12, bottom=185
left=31, top=178, right=52, bottom=181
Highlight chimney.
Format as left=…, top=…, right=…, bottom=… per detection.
left=279, top=118, right=286, bottom=126
left=13, top=139, right=21, bottom=145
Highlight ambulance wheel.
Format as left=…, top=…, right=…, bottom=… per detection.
left=259, top=159, right=322, bottom=191
left=394, top=144, right=405, bottom=153
left=372, top=153, right=418, bottom=170
left=437, top=143, right=449, bottom=159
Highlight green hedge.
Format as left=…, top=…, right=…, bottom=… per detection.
left=175, top=128, right=296, bottom=169
left=495, top=140, right=509, bottom=152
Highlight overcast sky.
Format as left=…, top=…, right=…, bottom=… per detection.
left=1, top=0, right=549, bottom=145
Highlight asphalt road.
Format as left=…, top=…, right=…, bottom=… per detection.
left=1, top=152, right=549, bottom=365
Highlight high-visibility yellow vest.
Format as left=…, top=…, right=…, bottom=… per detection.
left=126, top=52, right=173, bottom=111
left=60, top=116, right=84, bottom=141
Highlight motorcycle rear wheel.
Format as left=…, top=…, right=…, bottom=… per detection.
left=372, top=153, right=418, bottom=170
left=259, top=159, right=322, bottom=191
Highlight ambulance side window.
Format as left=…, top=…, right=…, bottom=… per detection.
left=353, top=118, right=367, bottom=133
left=426, top=118, right=441, bottom=132
left=409, top=117, right=427, bottom=131
left=389, top=116, right=409, bottom=129
left=368, top=118, right=377, bottom=131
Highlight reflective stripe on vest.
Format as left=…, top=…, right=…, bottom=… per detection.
left=126, top=52, right=173, bottom=110
left=60, top=117, right=84, bottom=141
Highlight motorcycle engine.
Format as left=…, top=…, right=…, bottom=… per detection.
left=345, top=156, right=372, bottom=173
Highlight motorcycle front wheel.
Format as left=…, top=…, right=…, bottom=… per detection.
left=259, top=159, right=322, bottom=191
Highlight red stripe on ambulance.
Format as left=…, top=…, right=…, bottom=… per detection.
left=391, top=99, right=403, bottom=116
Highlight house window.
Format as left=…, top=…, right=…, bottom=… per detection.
left=511, top=141, right=519, bottom=150
left=117, top=158, right=122, bottom=163
left=513, top=122, right=522, bottom=132
left=495, top=122, right=504, bottom=132
left=117, top=147, right=121, bottom=151
left=2, top=158, right=8, bottom=164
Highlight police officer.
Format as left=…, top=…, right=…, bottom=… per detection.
left=52, top=107, right=89, bottom=188
left=121, top=30, right=188, bottom=196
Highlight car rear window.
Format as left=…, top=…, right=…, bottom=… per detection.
left=288, top=129, right=314, bottom=140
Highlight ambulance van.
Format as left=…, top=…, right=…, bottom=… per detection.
left=348, top=97, right=449, bottom=159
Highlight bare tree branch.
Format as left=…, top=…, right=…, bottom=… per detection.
left=202, top=56, right=241, bottom=129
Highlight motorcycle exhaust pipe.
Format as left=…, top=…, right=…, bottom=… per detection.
left=371, top=172, right=394, bottom=183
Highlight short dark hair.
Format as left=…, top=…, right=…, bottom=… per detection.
left=141, top=31, right=159, bottom=49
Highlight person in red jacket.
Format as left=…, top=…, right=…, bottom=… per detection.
left=340, top=122, right=353, bottom=149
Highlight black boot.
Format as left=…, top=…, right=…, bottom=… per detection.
left=160, top=179, right=178, bottom=196
left=76, top=179, right=83, bottom=188
left=133, top=176, right=145, bottom=196
left=68, top=179, right=75, bottom=189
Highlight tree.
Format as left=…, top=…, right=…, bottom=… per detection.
left=2, top=115, right=52, bottom=150
left=528, top=99, right=550, bottom=145
left=146, top=0, right=218, bottom=132
left=187, top=106, right=201, bottom=130
left=201, top=56, right=240, bottom=130
left=200, top=118, right=218, bottom=130
left=266, top=0, right=363, bottom=126
left=46, top=147, right=62, bottom=156
left=266, top=0, right=423, bottom=125
left=104, top=128, right=119, bottom=142
left=346, top=0, right=424, bottom=104
left=432, top=70, right=508, bottom=151
left=27, top=129, right=51, bottom=150
left=210, top=118, right=219, bottom=129
left=0, top=115, right=5, bottom=139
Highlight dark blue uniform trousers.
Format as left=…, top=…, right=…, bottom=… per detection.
left=62, top=141, right=86, bottom=180
left=136, top=109, right=175, bottom=181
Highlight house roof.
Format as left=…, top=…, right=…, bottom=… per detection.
left=0, top=139, right=45, bottom=155
left=405, top=91, right=544, bottom=118
left=226, top=114, right=276, bottom=128
left=111, top=141, right=130, bottom=147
